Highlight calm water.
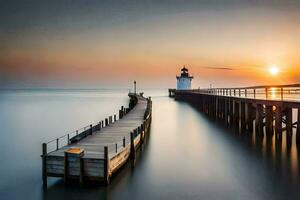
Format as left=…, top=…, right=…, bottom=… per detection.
left=0, top=89, right=299, bottom=200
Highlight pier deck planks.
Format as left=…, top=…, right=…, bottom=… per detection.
left=47, top=95, right=147, bottom=160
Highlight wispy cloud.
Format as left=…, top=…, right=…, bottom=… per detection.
left=199, top=66, right=234, bottom=70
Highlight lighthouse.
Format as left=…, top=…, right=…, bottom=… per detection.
left=176, top=66, right=193, bottom=90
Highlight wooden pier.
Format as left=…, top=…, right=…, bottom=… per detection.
left=42, top=93, right=152, bottom=187
left=169, top=84, right=300, bottom=147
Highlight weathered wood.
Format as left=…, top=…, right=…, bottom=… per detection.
left=42, top=143, right=47, bottom=187
left=265, top=105, right=273, bottom=137
left=130, top=131, right=136, bottom=165
left=79, top=158, right=84, bottom=186
left=43, top=94, right=151, bottom=186
left=104, top=146, right=110, bottom=185
left=275, top=106, right=283, bottom=139
left=256, top=104, right=264, bottom=138
left=285, top=107, right=293, bottom=148
left=64, top=152, right=68, bottom=184
left=240, top=101, right=246, bottom=131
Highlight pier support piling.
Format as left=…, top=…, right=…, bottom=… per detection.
left=275, top=106, right=283, bottom=140
left=42, top=143, right=47, bottom=188
left=285, top=107, right=293, bottom=148
left=104, top=146, right=110, bottom=185
left=256, top=104, right=264, bottom=138
left=265, top=105, right=273, bottom=138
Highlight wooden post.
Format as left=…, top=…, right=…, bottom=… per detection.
left=105, top=118, right=108, bottom=126
left=280, top=88, right=283, bottom=101
left=67, top=134, right=70, bottom=145
left=285, top=107, right=293, bottom=148
left=246, top=103, right=254, bottom=132
left=130, top=131, right=136, bottom=165
left=265, top=88, right=268, bottom=99
left=256, top=104, right=264, bottom=138
left=275, top=106, right=282, bottom=139
left=115, top=143, right=118, bottom=153
left=254, top=89, right=256, bottom=99
left=42, top=143, right=47, bottom=187
left=234, top=101, right=240, bottom=128
left=229, top=100, right=234, bottom=126
left=240, top=101, right=246, bottom=131
left=296, top=109, right=300, bottom=145
left=90, top=124, right=93, bottom=135
left=265, top=105, right=273, bottom=138
left=64, top=152, right=69, bottom=184
left=102, top=120, right=104, bottom=128
left=119, top=109, right=123, bottom=119
left=245, top=89, right=247, bottom=97
left=104, top=146, right=110, bottom=185
left=123, top=136, right=126, bottom=147
left=99, top=121, right=101, bottom=130
left=56, top=138, right=59, bottom=150
left=224, top=99, right=228, bottom=124
left=79, top=157, right=84, bottom=186
left=114, top=114, right=116, bottom=122
left=141, top=124, right=145, bottom=143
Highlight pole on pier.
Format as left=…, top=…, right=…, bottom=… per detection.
left=56, top=138, right=59, bottom=150
left=119, top=109, right=123, bottom=119
left=90, top=124, right=93, bottom=135
left=105, top=118, right=108, bottom=126
left=123, top=136, right=126, bottom=147
left=42, top=143, right=47, bottom=188
left=104, top=146, right=110, bottom=185
left=114, top=114, right=116, bottom=122
left=134, top=81, right=137, bottom=94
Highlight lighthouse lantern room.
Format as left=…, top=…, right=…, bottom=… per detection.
left=176, top=66, right=193, bottom=90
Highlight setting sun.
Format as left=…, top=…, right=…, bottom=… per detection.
left=269, top=66, right=279, bottom=76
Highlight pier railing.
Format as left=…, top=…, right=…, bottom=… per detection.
left=43, top=96, right=153, bottom=155
left=193, top=84, right=300, bottom=101
left=44, top=105, right=130, bottom=155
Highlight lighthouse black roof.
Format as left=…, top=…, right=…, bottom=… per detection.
left=181, top=66, right=189, bottom=72
left=176, top=66, right=193, bottom=79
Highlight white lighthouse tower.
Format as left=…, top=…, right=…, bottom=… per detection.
left=176, top=66, right=193, bottom=90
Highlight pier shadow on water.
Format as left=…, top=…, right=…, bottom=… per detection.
left=189, top=100, right=300, bottom=198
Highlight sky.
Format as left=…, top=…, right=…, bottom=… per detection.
left=1, top=0, right=300, bottom=89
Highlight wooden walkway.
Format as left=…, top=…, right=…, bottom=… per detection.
left=170, top=84, right=300, bottom=147
left=42, top=93, right=152, bottom=187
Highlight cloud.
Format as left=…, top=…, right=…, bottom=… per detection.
left=200, top=66, right=234, bottom=70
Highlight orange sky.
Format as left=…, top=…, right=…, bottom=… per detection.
left=1, top=1, right=300, bottom=88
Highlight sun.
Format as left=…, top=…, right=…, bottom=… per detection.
left=269, top=65, right=279, bottom=76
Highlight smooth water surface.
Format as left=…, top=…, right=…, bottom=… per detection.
left=0, top=89, right=299, bottom=200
